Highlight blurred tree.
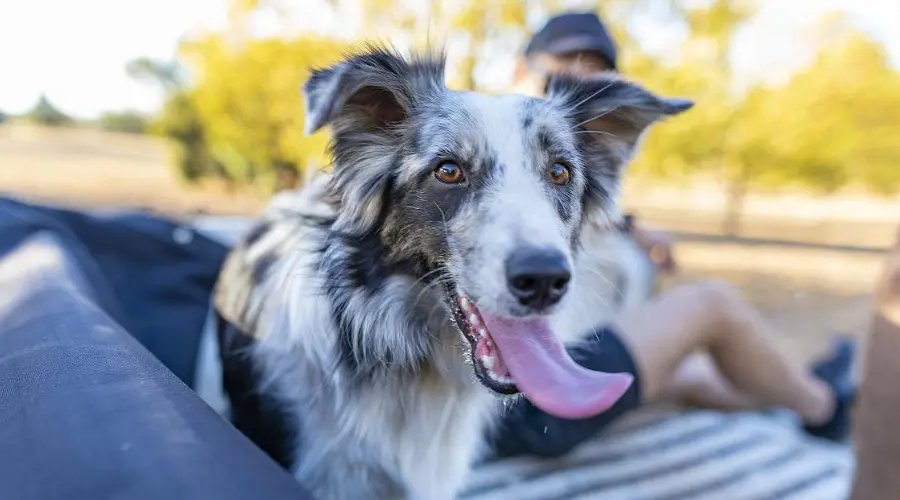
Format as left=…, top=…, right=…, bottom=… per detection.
left=155, top=91, right=228, bottom=183
left=612, top=0, right=756, bottom=235
left=446, top=1, right=528, bottom=91
left=613, top=4, right=900, bottom=231
left=27, top=94, right=74, bottom=127
left=126, top=57, right=186, bottom=92
left=179, top=34, right=347, bottom=192
left=98, top=110, right=150, bottom=134
left=768, top=24, right=900, bottom=197
left=130, top=0, right=900, bottom=210
left=321, top=0, right=553, bottom=91
left=0, top=109, right=7, bottom=125
left=126, top=56, right=225, bottom=183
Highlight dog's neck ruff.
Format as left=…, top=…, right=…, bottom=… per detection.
left=315, top=225, right=460, bottom=382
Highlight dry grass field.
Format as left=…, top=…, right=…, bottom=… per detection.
left=0, top=124, right=264, bottom=216
left=1, top=123, right=896, bottom=365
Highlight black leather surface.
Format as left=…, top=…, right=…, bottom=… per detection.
left=0, top=230, right=312, bottom=499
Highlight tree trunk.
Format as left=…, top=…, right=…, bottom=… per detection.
left=273, top=163, right=300, bottom=192
left=461, top=5, right=487, bottom=92
left=460, top=56, right=478, bottom=91
left=850, top=224, right=900, bottom=500
left=722, top=177, right=747, bottom=237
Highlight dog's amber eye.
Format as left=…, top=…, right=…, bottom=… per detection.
left=434, top=162, right=465, bottom=184
left=547, top=163, right=571, bottom=185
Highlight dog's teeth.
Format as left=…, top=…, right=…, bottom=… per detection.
left=488, top=373, right=514, bottom=385
left=459, top=297, right=470, bottom=310
left=485, top=369, right=514, bottom=385
left=478, top=328, right=486, bottom=338
left=468, top=314, right=478, bottom=325
left=481, top=356, right=494, bottom=370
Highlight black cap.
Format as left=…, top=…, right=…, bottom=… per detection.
left=525, top=12, right=618, bottom=71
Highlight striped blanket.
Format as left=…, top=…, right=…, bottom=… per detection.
left=463, top=407, right=853, bottom=500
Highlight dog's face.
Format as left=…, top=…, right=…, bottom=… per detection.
left=305, top=47, right=691, bottom=418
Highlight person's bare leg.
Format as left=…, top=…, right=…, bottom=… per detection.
left=661, top=352, right=761, bottom=411
left=616, top=280, right=834, bottom=426
left=850, top=225, right=900, bottom=499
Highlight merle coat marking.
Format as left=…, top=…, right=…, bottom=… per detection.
left=211, top=45, right=692, bottom=500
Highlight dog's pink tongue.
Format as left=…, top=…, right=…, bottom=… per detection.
left=481, top=314, right=633, bottom=419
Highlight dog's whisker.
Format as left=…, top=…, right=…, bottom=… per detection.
left=573, top=129, right=619, bottom=139
left=410, top=276, right=447, bottom=314
left=566, top=80, right=617, bottom=113
left=570, top=103, right=623, bottom=131
left=584, top=265, right=627, bottom=300
left=586, top=287, right=626, bottom=334
left=581, top=267, right=629, bottom=334
left=408, top=267, right=449, bottom=292
left=434, top=203, right=452, bottom=243
left=424, top=301, right=452, bottom=334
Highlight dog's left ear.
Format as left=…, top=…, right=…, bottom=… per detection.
left=547, top=74, right=693, bottom=161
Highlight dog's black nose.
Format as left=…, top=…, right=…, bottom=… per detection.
left=506, top=248, right=571, bottom=310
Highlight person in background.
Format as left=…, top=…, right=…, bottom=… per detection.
left=489, top=12, right=857, bottom=459
left=510, top=11, right=676, bottom=276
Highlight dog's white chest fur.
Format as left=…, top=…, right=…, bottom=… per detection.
left=249, top=278, right=499, bottom=500
left=324, top=383, right=496, bottom=500
left=272, top=355, right=497, bottom=499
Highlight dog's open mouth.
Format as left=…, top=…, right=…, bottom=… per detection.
left=454, top=293, right=518, bottom=394
left=447, top=286, right=636, bottom=419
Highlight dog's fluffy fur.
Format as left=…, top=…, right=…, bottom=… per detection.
left=212, top=46, right=691, bottom=499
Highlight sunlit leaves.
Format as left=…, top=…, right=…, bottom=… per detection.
left=138, top=0, right=900, bottom=203
left=179, top=35, right=347, bottom=192
left=622, top=0, right=900, bottom=210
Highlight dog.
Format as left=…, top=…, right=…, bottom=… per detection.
left=210, top=45, right=692, bottom=499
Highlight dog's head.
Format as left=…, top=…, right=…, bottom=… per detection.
left=305, top=46, right=691, bottom=418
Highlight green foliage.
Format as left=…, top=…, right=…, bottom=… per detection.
left=600, top=1, right=900, bottom=231
left=126, top=57, right=185, bottom=92
left=446, top=1, right=530, bottom=90
left=128, top=34, right=345, bottom=191
left=154, top=90, right=227, bottom=183
left=179, top=35, right=346, bottom=192
left=125, top=56, right=221, bottom=183
left=27, top=94, right=74, bottom=127
left=129, top=0, right=900, bottom=209
left=98, top=110, right=150, bottom=134
left=0, top=109, right=7, bottom=125
left=767, top=29, right=900, bottom=197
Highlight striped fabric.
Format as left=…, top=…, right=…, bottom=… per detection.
left=463, top=406, right=853, bottom=500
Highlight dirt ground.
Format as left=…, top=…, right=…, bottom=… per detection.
left=0, top=124, right=264, bottom=216
left=1, top=124, right=893, bottom=365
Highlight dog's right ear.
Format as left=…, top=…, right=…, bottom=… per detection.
left=302, top=47, right=446, bottom=234
left=303, top=46, right=445, bottom=136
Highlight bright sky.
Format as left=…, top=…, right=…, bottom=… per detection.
left=1, top=0, right=897, bottom=119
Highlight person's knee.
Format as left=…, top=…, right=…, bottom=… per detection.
left=695, top=280, right=742, bottom=304
left=688, top=280, right=747, bottom=334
